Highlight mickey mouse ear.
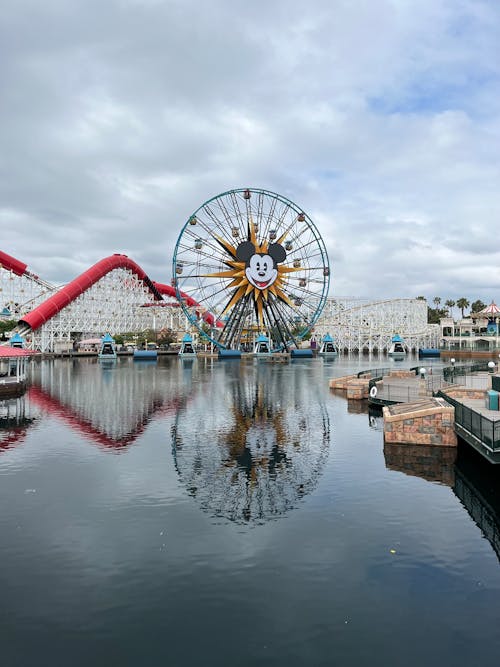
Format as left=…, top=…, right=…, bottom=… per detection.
left=236, top=241, right=256, bottom=262
left=268, top=243, right=287, bottom=263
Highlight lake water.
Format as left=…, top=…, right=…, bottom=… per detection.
left=1, top=355, right=500, bottom=667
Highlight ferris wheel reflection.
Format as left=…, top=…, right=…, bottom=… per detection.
left=171, top=362, right=331, bottom=524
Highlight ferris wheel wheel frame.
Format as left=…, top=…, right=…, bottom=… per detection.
left=172, top=187, right=331, bottom=349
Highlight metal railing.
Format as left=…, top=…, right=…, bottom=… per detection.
left=358, top=366, right=419, bottom=380
left=442, top=361, right=491, bottom=383
left=370, top=384, right=422, bottom=404
left=436, top=390, right=500, bottom=451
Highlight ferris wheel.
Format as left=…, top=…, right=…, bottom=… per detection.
left=172, top=188, right=330, bottom=351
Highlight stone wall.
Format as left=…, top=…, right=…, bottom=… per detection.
left=388, top=370, right=415, bottom=379
left=443, top=387, right=486, bottom=401
left=329, top=374, right=359, bottom=390
left=346, top=378, right=371, bottom=400
left=383, top=398, right=457, bottom=447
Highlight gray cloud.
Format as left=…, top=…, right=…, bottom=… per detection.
left=1, top=0, right=499, bottom=301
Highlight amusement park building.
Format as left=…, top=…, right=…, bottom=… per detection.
left=1, top=249, right=438, bottom=353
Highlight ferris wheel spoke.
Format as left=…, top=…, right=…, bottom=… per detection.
left=201, top=204, right=233, bottom=245
left=265, top=297, right=298, bottom=348
left=177, top=229, right=231, bottom=260
left=228, top=191, right=246, bottom=235
left=262, top=194, right=278, bottom=239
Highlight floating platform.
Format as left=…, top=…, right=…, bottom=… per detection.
left=419, top=348, right=441, bottom=358
left=290, top=349, right=313, bottom=358
left=133, top=349, right=158, bottom=360
left=218, top=349, right=242, bottom=359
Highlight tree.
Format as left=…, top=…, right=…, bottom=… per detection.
left=433, top=297, right=441, bottom=309
left=427, top=306, right=447, bottom=324
left=456, top=298, right=470, bottom=318
left=444, top=299, right=455, bottom=317
left=471, top=300, right=486, bottom=314
left=0, top=319, right=18, bottom=340
left=157, top=327, right=176, bottom=348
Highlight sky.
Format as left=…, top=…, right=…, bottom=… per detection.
left=1, top=0, right=499, bottom=303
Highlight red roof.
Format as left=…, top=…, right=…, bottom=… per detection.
left=480, top=301, right=500, bottom=315
left=20, top=254, right=162, bottom=331
left=0, top=346, right=38, bottom=357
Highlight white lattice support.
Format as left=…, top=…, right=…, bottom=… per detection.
left=0, top=266, right=56, bottom=319
left=29, top=268, right=188, bottom=352
left=314, top=297, right=439, bottom=353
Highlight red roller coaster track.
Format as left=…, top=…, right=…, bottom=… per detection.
left=0, top=250, right=222, bottom=330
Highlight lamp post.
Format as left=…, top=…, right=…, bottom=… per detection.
left=419, top=367, right=426, bottom=379
left=488, top=361, right=495, bottom=374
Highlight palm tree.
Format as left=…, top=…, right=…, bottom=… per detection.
left=445, top=299, right=455, bottom=317
left=433, top=297, right=442, bottom=309
left=456, top=298, right=470, bottom=318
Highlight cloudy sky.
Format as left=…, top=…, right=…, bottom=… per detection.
left=1, top=0, right=499, bottom=302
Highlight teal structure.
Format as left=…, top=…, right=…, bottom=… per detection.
left=179, top=333, right=196, bottom=356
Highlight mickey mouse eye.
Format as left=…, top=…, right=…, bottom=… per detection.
left=256, top=261, right=260, bottom=271
left=263, top=262, right=268, bottom=271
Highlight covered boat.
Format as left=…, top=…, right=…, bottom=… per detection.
left=253, top=334, right=271, bottom=356
left=179, top=333, right=196, bottom=357
left=98, top=333, right=117, bottom=360
left=318, top=333, right=338, bottom=356
left=388, top=334, right=407, bottom=359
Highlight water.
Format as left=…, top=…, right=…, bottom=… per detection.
left=1, top=355, right=500, bottom=667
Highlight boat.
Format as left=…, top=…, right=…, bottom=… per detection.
left=253, top=334, right=271, bottom=356
left=98, top=333, right=117, bottom=360
left=318, top=333, right=338, bottom=356
left=179, top=333, right=196, bottom=357
left=388, top=334, right=407, bottom=359
left=0, top=346, right=36, bottom=398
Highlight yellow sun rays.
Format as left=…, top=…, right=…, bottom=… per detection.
left=201, top=227, right=301, bottom=328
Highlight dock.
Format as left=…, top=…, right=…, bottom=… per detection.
left=330, top=362, right=500, bottom=463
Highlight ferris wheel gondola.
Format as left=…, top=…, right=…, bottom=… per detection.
left=172, top=188, right=330, bottom=351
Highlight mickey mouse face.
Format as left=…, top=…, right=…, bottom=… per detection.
left=246, top=253, right=278, bottom=289
left=236, top=241, right=287, bottom=291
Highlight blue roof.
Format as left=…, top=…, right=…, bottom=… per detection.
left=182, top=333, right=193, bottom=342
left=256, top=334, right=269, bottom=342
left=322, top=333, right=334, bottom=342
left=1, top=307, right=12, bottom=316
left=391, top=334, right=404, bottom=342
left=101, top=333, right=115, bottom=342
left=9, top=332, right=24, bottom=346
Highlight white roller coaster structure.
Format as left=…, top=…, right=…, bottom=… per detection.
left=314, top=297, right=439, bottom=354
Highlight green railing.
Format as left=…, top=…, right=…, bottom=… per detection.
left=436, top=390, right=500, bottom=451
